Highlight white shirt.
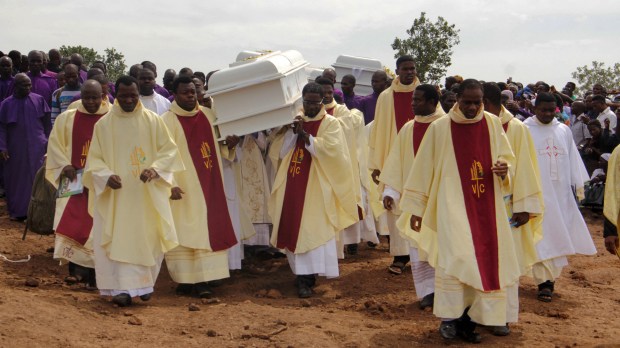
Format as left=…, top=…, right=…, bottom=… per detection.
left=140, top=92, right=171, bottom=116
left=597, top=107, right=617, bottom=133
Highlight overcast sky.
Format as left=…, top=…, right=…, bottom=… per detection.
left=3, top=0, right=619, bottom=88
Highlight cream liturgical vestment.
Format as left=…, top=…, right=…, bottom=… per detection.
left=498, top=107, right=544, bottom=275
left=380, top=107, right=445, bottom=299
left=83, top=100, right=184, bottom=296
left=604, top=146, right=620, bottom=229
left=399, top=105, right=521, bottom=326
left=269, top=108, right=358, bottom=277
left=46, top=100, right=109, bottom=268
left=161, top=102, right=238, bottom=284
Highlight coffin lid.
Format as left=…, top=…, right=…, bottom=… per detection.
left=208, top=50, right=309, bottom=96
left=332, top=54, right=383, bottom=71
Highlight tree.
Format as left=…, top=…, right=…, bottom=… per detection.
left=58, top=45, right=99, bottom=67
left=391, top=12, right=460, bottom=84
left=58, top=45, right=127, bottom=82
left=101, top=48, right=127, bottom=82
left=571, top=61, right=620, bottom=94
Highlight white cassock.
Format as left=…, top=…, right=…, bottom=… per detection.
left=140, top=92, right=171, bottom=116
left=524, top=117, right=596, bottom=283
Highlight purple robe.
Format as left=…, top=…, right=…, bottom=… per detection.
left=78, top=70, right=88, bottom=84
left=27, top=72, right=57, bottom=108
left=154, top=84, right=171, bottom=98
left=358, top=92, right=380, bottom=124
left=107, top=82, right=116, bottom=97
left=0, top=77, right=14, bottom=103
left=343, top=93, right=363, bottom=110
left=0, top=94, right=51, bottom=218
left=44, top=70, right=57, bottom=79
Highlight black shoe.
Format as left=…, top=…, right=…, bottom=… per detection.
left=175, top=283, right=194, bottom=296
left=139, top=293, right=152, bottom=301
left=439, top=321, right=457, bottom=340
left=492, top=324, right=510, bottom=336
left=298, top=285, right=312, bottom=298
left=419, top=293, right=434, bottom=310
left=458, top=329, right=482, bottom=343
left=195, top=282, right=213, bottom=298
left=112, top=293, right=132, bottom=307
left=346, top=244, right=358, bottom=255
left=456, top=318, right=481, bottom=344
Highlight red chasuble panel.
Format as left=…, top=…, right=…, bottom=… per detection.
left=502, top=121, right=509, bottom=133
left=55, top=111, right=103, bottom=245
left=276, top=118, right=324, bottom=252
left=450, top=117, right=500, bottom=291
left=393, top=91, right=414, bottom=133
left=412, top=121, right=432, bottom=156
left=176, top=111, right=238, bottom=251
left=326, top=107, right=334, bottom=116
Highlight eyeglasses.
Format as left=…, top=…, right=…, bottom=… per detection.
left=303, top=99, right=323, bottom=105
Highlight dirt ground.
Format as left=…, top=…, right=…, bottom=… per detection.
left=1, top=202, right=620, bottom=348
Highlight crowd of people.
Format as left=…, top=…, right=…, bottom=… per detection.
left=1, top=48, right=619, bottom=344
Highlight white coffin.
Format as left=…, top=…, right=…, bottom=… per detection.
left=208, top=50, right=309, bottom=140
left=229, top=50, right=276, bottom=68
left=332, top=55, right=383, bottom=96
left=306, top=66, right=323, bottom=84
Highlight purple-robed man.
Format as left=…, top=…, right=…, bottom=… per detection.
left=357, top=70, right=389, bottom=124
left=0, top=74, right=51, bottom=220
left=0, top=56, right=14, bottom=103
left=341, top=74, right=364, bottom=110
left=26, top=51, right=57, bottom=108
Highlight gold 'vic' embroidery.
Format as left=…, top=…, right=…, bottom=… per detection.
left=200, top=141, right=213, bottom=170
left=288, top=147, right=304, bottom=178
left=130, top=146, right=146, bottom=178
left=470, top=160, right=485, bottom=198
left=80, top=140, right=91, bottom=167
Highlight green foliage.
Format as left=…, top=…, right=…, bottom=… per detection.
left=58, top=45, right=127, bottom=82
left=101, top=48, right=127, bottom=82
left=571, top=61, right=620, bottom=95
left=58, top=45, right=99, bottom=66
left=391, top=12, right=460, bottom=84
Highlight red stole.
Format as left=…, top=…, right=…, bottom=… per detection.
left=55, top=110, right=103, bottom=245
left=176, top=111, right=238, bottom=251
left=412, top=121, right=432, bottom=156
left=393, top=91, right=414, bottom=132
left=276, top=118, right=324, bottom=252
left=450, top=117, right=500, bottom=291
left=502, top=121, right=509, bottom=133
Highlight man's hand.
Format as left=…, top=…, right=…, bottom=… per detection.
left=492, top=161, right=508, bottom=180
left=292, top=116, right=310, bottom=145
left=106, top=175, right=122, bottom=189
left=510, top=212, right=530, bottom=228
left=226, top=135, right=240, bottom=150
left=61, top=165, right=77, bottom=181
left=371, top=169, right=381, bottom=185
left=605, top=236, right=619, bottom=255
left=170, top=187, right=185, bottom=200
left=0, top=150, right=8, bottom=161
left=410, top=215, right=422, bottom=232
left=383, top=196, right=395, bottom=211
left=604, top=118, right=611, bottom=130
left=505, top=100, right=519, bottom=113
left=140, top=168, right=159, bottom=183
